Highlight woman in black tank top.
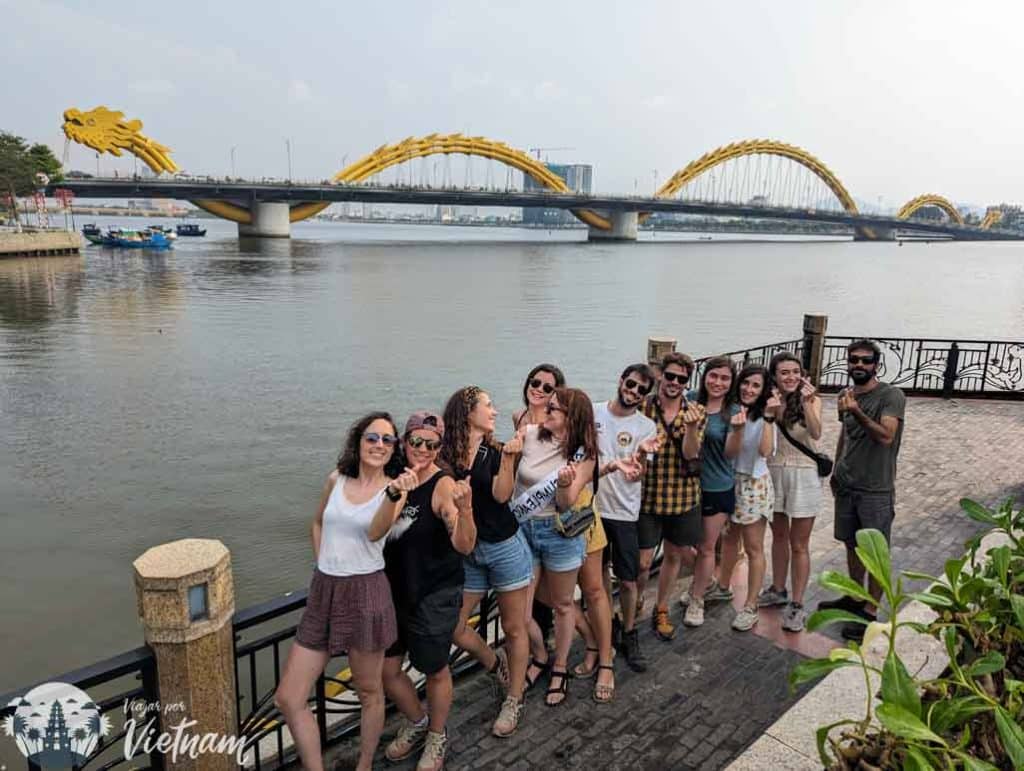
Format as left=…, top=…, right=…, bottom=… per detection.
left=368, top=411, right=475, bottom=768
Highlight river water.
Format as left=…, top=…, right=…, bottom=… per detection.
left=1, top=217, right=1022, bottom=691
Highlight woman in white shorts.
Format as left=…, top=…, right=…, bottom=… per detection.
left=717, top=365, right=777, bottom=632
left=759, top=352, right=823, bottom=632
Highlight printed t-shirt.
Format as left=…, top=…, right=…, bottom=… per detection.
left=593, top=401, right=657, bottom=522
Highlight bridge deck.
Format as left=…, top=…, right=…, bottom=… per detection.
left=319, top=396, right=1022, bottom=770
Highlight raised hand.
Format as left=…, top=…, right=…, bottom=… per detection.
left=452, top=479, right=473, bottom=516
left=766, top=388, right=783, bottom=416
left=617, top=455, right=643, bottom=482
left=799, top=377, right=817, bottom=402
left=681, top=402, right=703, bottom=424
left=638, top=433, right=663, bottom=455
left=557, top=463, right=577, bottom=488
left=837, top=388, right=857, bottom=415
left=502, top=426, right=527, bottom=456
left=391, top=466, right=421, bottom=493
left=730, top=405, right=748, bottom=428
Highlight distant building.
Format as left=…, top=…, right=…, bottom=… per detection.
left=522, top=163, right=593, bottom=226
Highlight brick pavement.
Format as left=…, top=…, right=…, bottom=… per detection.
left=322, top=397, right=1023, bottom=770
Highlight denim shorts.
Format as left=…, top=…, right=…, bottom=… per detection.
left=463, top=529, right=534, bottom=593
left=520, top=516, right=586, bottom=573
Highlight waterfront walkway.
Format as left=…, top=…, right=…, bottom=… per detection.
left=323, top=397, right=1023, bottom=770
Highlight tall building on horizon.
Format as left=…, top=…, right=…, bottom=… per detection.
left=522, top=163, right=593, bottom=226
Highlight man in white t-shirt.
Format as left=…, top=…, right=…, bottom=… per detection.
left=594, top=363, right=660, bottom=673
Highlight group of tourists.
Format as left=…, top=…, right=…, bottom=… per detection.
left=272, top=339, right=906, bottom=771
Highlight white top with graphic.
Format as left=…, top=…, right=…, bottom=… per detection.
left=593, top=401, right=657, bottom=522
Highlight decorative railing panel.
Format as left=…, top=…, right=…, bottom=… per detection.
left=694, top=338, right=804, bottom=379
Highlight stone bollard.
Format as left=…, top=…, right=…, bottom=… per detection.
left=133, top=539, right=238, bottom=771
left=801, top=314, right=829, bottom=387
left=647, top=336, right=677, bottom=371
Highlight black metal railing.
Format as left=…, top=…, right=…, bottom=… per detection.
left=0, top=647, right=163, bottom=771
left=820, top=336, right=1024, bottom=398
left=694, top=338, right=804, bottom=377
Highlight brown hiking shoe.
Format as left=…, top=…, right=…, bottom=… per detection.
left=652, top=607, right=676, bottom=641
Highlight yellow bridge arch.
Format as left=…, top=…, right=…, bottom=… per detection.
left=332, top=133, right=611, bottom=229
left=896, top=194, right=963, bottom=225
left=645, top=139, right=859, bottom=222
left=980, top=209, right=1002, bottom=230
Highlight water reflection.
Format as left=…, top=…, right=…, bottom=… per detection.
left=0, top=256, right=85, bottom=326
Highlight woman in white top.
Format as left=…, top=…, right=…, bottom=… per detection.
left=759, top=352, right=824, bottom=633
left=275, top=412, right=403, bottom=771
left=716, top=366, right=778, bottom=632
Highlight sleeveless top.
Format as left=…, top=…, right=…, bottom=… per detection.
left=318, top=479, right=387, bottom=577
left=384, top=470, right=463, bottom=611
left=769, top=419, right=818, bottom=470
left=513, top=425, right=566, bottom=518
left=467, top=443, right=519, bottom=544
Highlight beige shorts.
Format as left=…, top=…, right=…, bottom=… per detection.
left=769, top=465, right=823, bottom=519
left=733, top=472, right=775, bottom=524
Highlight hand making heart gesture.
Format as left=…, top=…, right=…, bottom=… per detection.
left=766, top=387, right=783, bottom=417
left=502, top=426, right=527, bottom=456
left=391, top=465, right=423, bottom=494
left=730, top=405, right=748, bottom=428
left=557, top=463, right=577, bottom=488
left=837, top=388, right=858, bottom=415
left=799, top=377, right=817, bottom=402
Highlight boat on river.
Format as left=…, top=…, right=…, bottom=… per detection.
left=176, top=223, right=206, bottom=237
left=81, top=226, right=173, bottom=249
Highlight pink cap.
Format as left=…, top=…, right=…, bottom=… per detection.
left=404, top=410, right=444, bottom=439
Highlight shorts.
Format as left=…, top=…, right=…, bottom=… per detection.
left=385, top=585, right=462, bottom=675
left=463, top=529, right=534, bottom=593
left=296, top=569, right=397, bottom=655
left=701, top=488, right=736, bottom=517
left=521, top=516, right=586, bottom=573
left=601, top=517, right=639, bottom=582
left=831, top=479, right=895, bottom=545
left=585, top=511, right=608, bottom=554
left=637, top=507, right=702, bottom=549
left=733, top=472, right=775, bottom=525
left=770, top=465, right=823, bottom=519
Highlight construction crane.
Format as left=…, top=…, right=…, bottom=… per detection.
left=528, top=146, right=575, bottom=161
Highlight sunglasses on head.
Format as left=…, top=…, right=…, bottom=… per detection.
left=363, top=432, right=399, bottom=446
left=623, top=378, right=652, bottom=396
left=406, top=435, right=441, bottom=451
left=529, top=378, right=555, bottom=394
left=848, top=355, right=876, bottom=365
left=662, top=371, right=689, bottom=384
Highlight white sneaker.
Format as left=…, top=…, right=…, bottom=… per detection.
left=731, top=606, right=759, bottom=632
left=385, top=718, right=429, bottom=761
left=683, top=596, right=705, bottom=627
left=417, top=729, right=447, bottom=771
left=679, top=589, right=692, bottom=607
left=781, top=602, right=808, bottom=632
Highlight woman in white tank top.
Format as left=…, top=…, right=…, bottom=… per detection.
left=274, top=412, right=404, bottom=771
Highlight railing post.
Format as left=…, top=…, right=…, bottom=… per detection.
left=801, top=314, right=829, bottom=386
left=133, top=539, right=239, bottom=771
left=647, top=336, right=676, bottom=373
left=140, top=654, right=166, bottom=771
left=942, top=342, right=960, bottom=398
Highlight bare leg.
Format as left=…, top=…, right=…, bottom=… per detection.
left=691, top=513, right=728, bottom=598
left=788, top=517, right=816, bottom=605
left=381, top=656, right=425, bottom=724
left=741, top=519, right=768, bottom=608
left=274, top=643, right=330, bottom=771
left=578, top=551, right=612, bottom=683
left=717, top=524, right=742, bottom=591
left=544, top=566, right=582, bottom=705
left=636, top=547, right=656, bottom=601
left=495, top=587, right=530, bottom=699
left=347, top=648, right=386, bottom=771
left=768, top=513, right=790, bottom=592
left=452, top=591, right=497, bottom=671
left=424, top=668, right=453, bottom=733
left=655, top=542, right=694, bottom=608
left=524, top=565, right=549, bottom=685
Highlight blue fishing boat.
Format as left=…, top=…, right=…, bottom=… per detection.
left=176, top=223, right=206, bottom=237
left=113, top=229, right=173, bottom=250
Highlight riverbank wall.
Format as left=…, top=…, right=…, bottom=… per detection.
left=0, top=230, right=81, bottom=258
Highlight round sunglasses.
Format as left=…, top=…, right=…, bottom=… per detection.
left=529, top=377, right=556, bottom=394
left=363, top=432, right=399, bottom=446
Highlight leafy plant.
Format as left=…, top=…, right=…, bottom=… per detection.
left=790, top=499, right=1024, bottom=770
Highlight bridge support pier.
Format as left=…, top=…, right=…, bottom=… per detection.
left=238, top=202, right=291, bottom=238
left=588, top=211, right=638, bottom=242
left=854, top=225, right=896, bottom=241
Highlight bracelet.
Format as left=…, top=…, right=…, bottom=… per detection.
left=385, top=485, right=403, bottom=502
left=764, top=417, right=776, bottom=424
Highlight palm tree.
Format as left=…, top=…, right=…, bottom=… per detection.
left=72, top=726, right=88, bottom=756
left=26, top=726, right=42, bottom=755
left=11, top=713, right=28, bottom=752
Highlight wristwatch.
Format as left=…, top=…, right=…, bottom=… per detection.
left=385, top=485, right=403, bottom=502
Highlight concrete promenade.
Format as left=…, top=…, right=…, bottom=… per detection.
left=0, top=229, right=81, bottom=257
left=323, top=396, right=1022, bottom=770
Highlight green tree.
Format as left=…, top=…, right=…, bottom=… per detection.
left=0, top=131, right=64, bottom=223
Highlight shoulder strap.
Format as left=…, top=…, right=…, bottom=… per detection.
left=778, top=422, right=820, bottom=463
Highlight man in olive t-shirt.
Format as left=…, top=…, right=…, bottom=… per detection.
left=819, top=339, right=906, bottom=641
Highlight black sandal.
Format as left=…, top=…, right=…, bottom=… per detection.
left=545, top=668, right=570, bottom=707
left=572, top=646, right=600, bottom=678
left=525, top=656, right=549, bottom=692
left=593, top=664, right=615, bottom=704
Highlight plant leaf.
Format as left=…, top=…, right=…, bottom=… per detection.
left=994, top=706, right=1024, bottom=768
left=944, top=556, right=966, bottom=590
left=960, top=498, right=997, bottom=524
left=876, top=702, right=947, bottom=745
left=855, top=528, right=893, bottom=598
left=902, top=745, right=935, bottom=770
left=881, top=651, right=921, bottom=718
left=789, top=657, right=856, bottom=691
left=928, top=696, right=991, bottom=734
left=957, top=751, right=1001, bottom=771
left=902, top=569, right=941, bottom=584
left=909, top=591, right=955, bottom=608
left=1011, top=594, right=1024, bottom=630
left=862, top=620, right=890, bottom=651
left=814, top=719, right=859, bottom=767
left=990, top=546, right=1010, bottom=587
left=819, top=570, right=875, bottom=604
left=807, top=609, right=870, bottom=631
left=965, top=651, right=1006, bottom=677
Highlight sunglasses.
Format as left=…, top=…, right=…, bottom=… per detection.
left=848, top=355, right=877, bottom=365
left=363, top=432, right=399, bottom=446
left=406, top=435, right=441, bottom=451
left=545, top=403, right=565, bottom=414
left=662, top=371, right=689, bottom=384
left=529, top=378, right=556, bottom=394
left=623, top=378, right=652, bottom=396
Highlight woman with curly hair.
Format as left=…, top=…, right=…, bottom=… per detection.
left=758, top=352, right=823, bottom=633
left=441, top=386, right=533, bottom=738
left=274, top=412, right=404, bottom=771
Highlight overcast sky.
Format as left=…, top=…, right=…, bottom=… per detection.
left=4, top=0, right=1022, bottom=208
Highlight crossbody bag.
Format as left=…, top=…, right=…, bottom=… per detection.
left=777, top=422, right=833, bottom=478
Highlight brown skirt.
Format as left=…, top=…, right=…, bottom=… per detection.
left=296, top=569, right=398, bottom=655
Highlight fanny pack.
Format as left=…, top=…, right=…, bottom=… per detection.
left=778, top=422, right=833, bottom=478
left=554, top=483, right=597, bottom=538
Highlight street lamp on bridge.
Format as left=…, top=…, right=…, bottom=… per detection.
left=231, top=146, right=237, bottom=179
